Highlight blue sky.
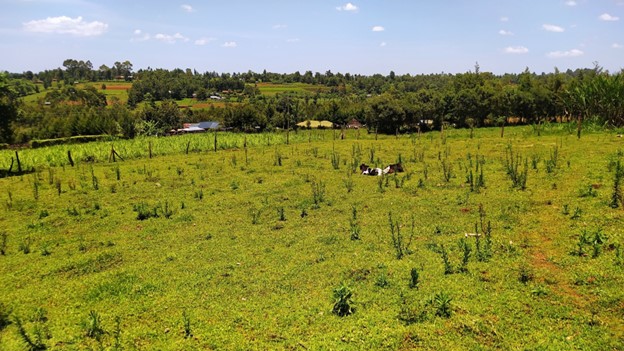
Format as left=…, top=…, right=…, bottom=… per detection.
left=1, top=0, right=623, bottom=75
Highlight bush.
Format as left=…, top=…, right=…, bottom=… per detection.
left=332, top=283, right=354, bottom=317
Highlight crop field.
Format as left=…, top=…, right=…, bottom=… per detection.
left=256, top=83, right=328, bottom=96
left=0, top=126, right=623, bottom=350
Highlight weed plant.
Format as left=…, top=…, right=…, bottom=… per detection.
left=332, top=283, right=354, bottom=317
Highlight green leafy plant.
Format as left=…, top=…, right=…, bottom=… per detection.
left=182, top=309, right=192, bottom=339
left=388, top=212, right=414, bottom=259
left=350, top=205, right=360, bottom=240
left=374, top=272, right=389, bottom=288
left=19, top=236, right=32, bottom=254
left=432, top=292, right=452, bottom=318
left=311, top=180, right=326, bottom=208
left=409, top=268, right=420, bottom=289
left=518, top=263, right=534, bottom=284
left=458, top=238, right=472, bottom=273
left=504, top=144, right=528, bottom=190
left=82, top=310, right=104, bottom=340
left=332, top=283, right=354, bottom=317
left=440, top=244, right=454, bottom=275
left=331, top=147, right=340, bottom=170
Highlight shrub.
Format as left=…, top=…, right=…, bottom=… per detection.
left=432, top=292, right=452, bottom=318
left=409, top=268, right=420, bottom=289
left=332, top=283, right=354, bottom=317
left=518, top=263, right=534, bottom=284
left=440, top=244, right=454, bottom=275
left=82, top=310, right=104, bottom=340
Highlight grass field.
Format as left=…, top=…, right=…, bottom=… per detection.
left=1, top=126, right=623, bottom=350
left=256, top=82, right=328, bottom=96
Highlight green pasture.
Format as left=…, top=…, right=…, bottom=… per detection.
left=256, top=83, right=327, bottom=96
left=0, top=126, right=623, bottom=350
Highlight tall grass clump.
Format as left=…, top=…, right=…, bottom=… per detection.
left=610, top=159, right=623, bottom=208
left=466, top=153, right=485, bottom=192
left=388, top=213, right=414, bottom=259
left=311, top=180, right=326, bottom=208
left=331, top=146, right=340, bottom=170
left=473, top=205, right=493, bottom=262
left=349, top=205, right=361, bottom=240
left=504, top=144, right=528, bottom=190
left=82, top=310, right=104, bottom=340
left=545, top=145, right=560, bottom=174
left=182, top=309, right=193, bottom=339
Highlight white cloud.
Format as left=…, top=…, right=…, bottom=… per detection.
left=273, top=24, right=288, bottom=29
left=181, top=4, right=194, bottom=13
left=380, top=42, right=387, bottom=47
left=504, top=46, right=529, bottom=54
left=542, top=24, right=565, bottom=32
left=499, top=29, right=513, bottom=36
left=372, top=25, right=385, bottom=32
left=154, top=32, right=189, bottom=44
left=286, top=38, right=300, bottom=43
left=547, top=49, right=584, bottom=58
left=599, top=13, right=620, bottom=21
left=195, top=37, right=216, bottom=45
left=612, top=43, right=623, bottom=49
left=222, top=41, right=237, bottom=48
left=336, top=2, right=358, bottom=12
left=565, top=1, right=577, bottom=6
left=131, top=29, right=150, bottom=41
left=500, top=16, right=509, bottom=22
left=23, top=16, right=108, bottom=36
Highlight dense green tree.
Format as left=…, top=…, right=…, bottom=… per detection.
left=0, top=73, right=19, bottom=143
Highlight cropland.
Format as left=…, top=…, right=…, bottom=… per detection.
left=0, top=126, right=623, bottom=350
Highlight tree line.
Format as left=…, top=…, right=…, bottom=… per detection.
left=1, top=61, right=623, bottom=145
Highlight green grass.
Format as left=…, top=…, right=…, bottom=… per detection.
left=0, top=126, right=623, bottom=350
left=256, top=82, right=328, bottom=96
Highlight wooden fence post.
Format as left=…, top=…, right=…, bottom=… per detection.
left=67, top=150, right=74, bottom=167
left=15, top=151, right=21, bottom=173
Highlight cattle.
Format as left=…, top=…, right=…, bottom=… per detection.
left=359, top=163, right=405, bottom=176
left=383, top=163, right=405, bottom=174
left=360, top=163, right=383, bottom=176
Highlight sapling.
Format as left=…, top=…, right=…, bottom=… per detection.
left=350, top=205, right=360, bottom=240
left=432, top=292, right=452, bottom=318
left=440, top=244, right=453, bottom=274
left=182, top=309, right=192, bottom=338
left=409, top=268, right=420, bottom=289
left=332, top=283, right=354, bottom=317
left=458, top=238, right=472, bottom=273
left=83, top=310, right=104, bottom=340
